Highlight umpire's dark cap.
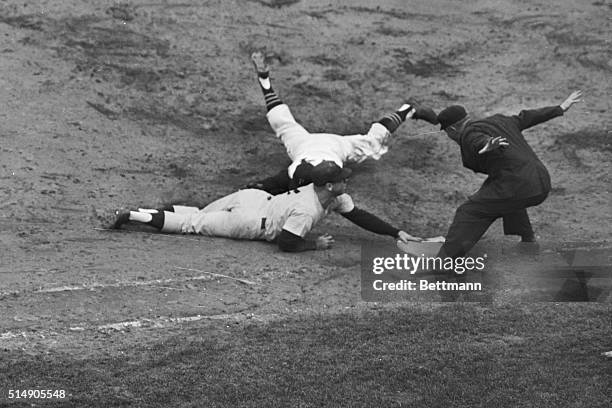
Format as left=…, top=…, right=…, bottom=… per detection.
left=438, top=105, right=467, bottom=130
left=311, top=161, right=352, bottom=186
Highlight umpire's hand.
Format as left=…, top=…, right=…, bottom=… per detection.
left=478, top=136, right=509, bottom=154
left=560, top=90, right=582, bottom=112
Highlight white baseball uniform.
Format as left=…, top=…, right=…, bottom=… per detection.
left=160, top=184, right=354, bottom=240
left=267, top=104, right=391, bottom=178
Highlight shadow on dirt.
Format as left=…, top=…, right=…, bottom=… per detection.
left=391, top=48, right=461, bottom=77
left=236, top=106, right=275, bottom=133
left=345, top=6, right=436, bottom=21
left=247, top=0, right=301, bottom=8
left=374, top=26, right=411, bottom=37
left=107, top=3, right=137, bottom=21
left=0, top=13, right=45, bottom=30
left=551, top=128, right=611, bottom=168
left=388, top=138, right=439, bottom=170
left=291, top=83, right=335, bottom=99
left=125, top=104, right=216, bottom=136
left=59, top=19, right=176, bottom=91
left=305, top=54, right=346, bottom=68
left=546, top=30, right=607, bottom=48
left=555, top=128, right=611, bottom=152
left=546, top=28, right=611, bottom=72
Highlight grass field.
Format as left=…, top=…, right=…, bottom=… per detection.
left=2, top=303, right=610, bottom=407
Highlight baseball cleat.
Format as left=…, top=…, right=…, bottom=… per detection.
left=413, top=106, right=439, bottom=125
left=251, top=51, right=269, bottom=76
left=111, top=209, right=131, bottom=229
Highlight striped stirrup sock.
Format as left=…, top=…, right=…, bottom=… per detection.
left=378, top=103, right=412, bottom=133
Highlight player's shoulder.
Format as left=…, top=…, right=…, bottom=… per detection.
left=278, top=184, right=319, bottom=209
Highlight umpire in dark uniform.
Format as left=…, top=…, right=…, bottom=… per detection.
left=435, top=90, right=582, bottom=259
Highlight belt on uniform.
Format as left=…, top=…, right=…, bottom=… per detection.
left=260, top=217, right=266, bottom=230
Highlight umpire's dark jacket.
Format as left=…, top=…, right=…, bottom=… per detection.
left=459, top=106, right=563, bottom=201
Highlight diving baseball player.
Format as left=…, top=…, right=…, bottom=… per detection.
left=246, top=51, right=439, bottom=194
left=109, top=161, right=422, bottom=252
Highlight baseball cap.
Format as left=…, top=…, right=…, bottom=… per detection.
left=437, top=105, right=467, bottom=130
left=311, top=161, right=352, bottom=186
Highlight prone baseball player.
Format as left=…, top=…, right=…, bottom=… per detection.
left=246, top=51, right=439, bottom=194
left=108, top=161, right=422, bottom=252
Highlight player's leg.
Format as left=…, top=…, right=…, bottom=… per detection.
left=378, top=103, right=416, bottom=134
left=112, top=206, right=263, bottom=239
left=189, top=210, right=265, bottom=239
left=245, top=52, right=293, bottom=194
left=343, top=100, right=440, bottom=163
left=252, top=51, right=283, bottom=112
left=110, top=205, right=199, bottom=231
left=251, top=51, right=309, bottom=152
left=187, top=190, right=269, bottom=238
left=342, top=103, right=415, bottom=164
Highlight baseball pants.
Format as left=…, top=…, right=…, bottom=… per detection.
left=161, top=189, right=271, bottom=240
left=437, top=193, right=548, bottom=258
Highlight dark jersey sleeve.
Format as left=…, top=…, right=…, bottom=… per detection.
left=514, top=106, right=564, bottom=131
left=341, top=207, right=400, bottom=238
left=277, top=229, right=318, bottom=252
left=462, top=130, right=491, bottom=155
left=246, top=168, right=292, bottom=195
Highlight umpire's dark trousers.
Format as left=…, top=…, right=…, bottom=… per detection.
left=437, top=193, right=548, bottom=258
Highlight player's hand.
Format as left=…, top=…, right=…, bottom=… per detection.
left=478, top=136, right=509, bottom=154
left=315, top=233, right=334, bottom=250
left=560, top=90, right=582, bottom=112
left=397, top=231, right=422, bottom=243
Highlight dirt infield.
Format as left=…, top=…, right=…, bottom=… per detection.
left=0, top=0, right=610, bottom=405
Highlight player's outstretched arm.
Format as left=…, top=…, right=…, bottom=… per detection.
left=341, top=207, right=421, bottom=242
left=560, top=90, right=582, bottom=112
